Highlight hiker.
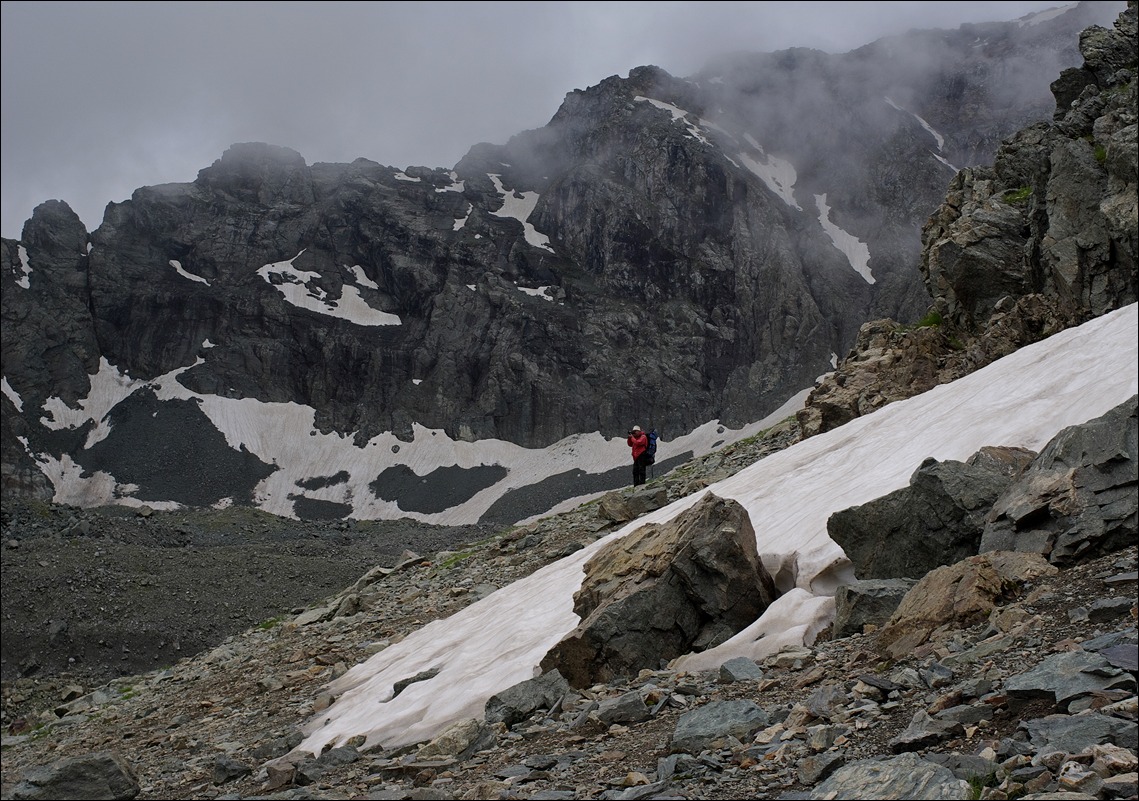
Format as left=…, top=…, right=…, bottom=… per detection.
left=627, top=425, right=650, bottom=486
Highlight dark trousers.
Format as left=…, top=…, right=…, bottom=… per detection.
left=632, top=457, right=648, bottom=486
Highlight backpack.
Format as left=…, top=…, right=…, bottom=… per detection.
left=644, top=429, right=658, bottom=465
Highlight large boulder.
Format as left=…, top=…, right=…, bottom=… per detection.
left=875, top=551, right=1058, bottom=660
left=831, top=578, right=917, bottom=639
left=540, top=493, right=778, bottom=687
left=483, top=669, right=570, bottom=728
left=828, top=446, right=1034, bottom=579
left=10, top=751, right=140, bottom=800
left=807, top=752, right=970, bottom=800
left=669, top=699, right=769, bottom=755
left=980, top=395, right=1137, bottom=565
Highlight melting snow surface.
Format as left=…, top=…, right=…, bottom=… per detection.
left=487, top=175, right=554, bottom=252
left=436, top=172, right=465, bottom=193
left=296, top=303, right=1138, bottom=754
left=258, top=251, right=401, bottom=326
left=40, top=357, right=145, bottom=447
left=454, top=203, right=472, bottom=231
left=2, top=377, right=23, bottom=412
left=26, top=359, right=800, bottom=526
left=815, top=194, right=873, bottom=283
left=1019, top=4, right=1075, bottom=26
left=169, top=259, right=209, bottom=286
left=634, top=96, right=711, bottom=145
left=349, top=265, right=379, bottom=290
left=738, top=133, right=801, bottom=210
left=515, top=284, right=555, bottom=301
left=11, top=244, right=32, bottom=288
left=933, top=153, right=960, bottom=172
left=885, top=97, right=945, bottom=151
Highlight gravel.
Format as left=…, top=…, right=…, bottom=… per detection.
left=0, top=499, right=500, bottom=686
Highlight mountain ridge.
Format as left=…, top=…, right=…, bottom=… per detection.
left=2, top=1, right=1128, bottom=524
left=0, top=3, right=1137, bottom=798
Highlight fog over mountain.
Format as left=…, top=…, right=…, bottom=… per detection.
left=2, top=1, right=1131, bottom=528
left=1, top=1, right=1126, bottom=239
left=0, top=5, right=1134, bottom=794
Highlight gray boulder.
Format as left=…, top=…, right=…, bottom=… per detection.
left=1020, top=712, right=1139, bottom=754
left=1004, top=650, right=1137, bottom=710
left=11, top=751, right=140, bottom=800
left=484, top=669, right=570, bottom=727
left=416, top=718, right=497, bottom=760
left=540, top=493, right=778, bottom=687
left=832, top=578, right=918, bottom=638
left=669, top=699, right=769, bottom=755
left=807, top=752, right=970, bottom=800
left=980, top=395, right=1137, bottom=565
left=829, top=449, right=1029, bottom=579
left=718, top=656, right=764, bottom=683
left=596, top=691, right=652, bottom=725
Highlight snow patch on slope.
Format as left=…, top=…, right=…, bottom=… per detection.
left=487, top=175, right=555, bottom=252
left=296, top=303, right=1138, bottom=754
left=258, top=251, right=400, bottom=326
left=815, top=193, right=874, bottom=283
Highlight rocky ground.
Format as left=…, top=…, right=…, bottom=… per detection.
left=0, top=501, right=500, bottom=686
left=0, top=420, right=1136, bottom=800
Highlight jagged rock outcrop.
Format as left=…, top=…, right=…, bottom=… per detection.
left=874, top=550, right=1058, bottom=660
left=540, top=493, right=777, bottom=687
left=827, top=394, right=1136, bottom=649
left=980, top=394, right=1138, bottom=564
left=695, top=1, right=1126, bottom=322
left=828, top=446, right=1036, bottom=580
left=1, top=4, right=1122, bottom=516
left=797, top=1, right=1138, bottom=439
left=923, top=3, right=1138, bottom=330
left=8, top=750, right=139, bottom=800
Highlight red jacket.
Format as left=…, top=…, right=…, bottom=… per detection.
left=627, top=431, right=649, bottom=461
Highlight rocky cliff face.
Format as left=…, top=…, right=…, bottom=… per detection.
left=798, top=1, right=1138, bottom=439
left=0, top=2, right=1126, bottom=519
left=0, top=8, right=1136, bottom=792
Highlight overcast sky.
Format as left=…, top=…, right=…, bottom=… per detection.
left=0, top=1, right=1123, bottom=240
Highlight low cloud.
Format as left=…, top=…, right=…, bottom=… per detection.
left=1, top=1, right=1123, bottom=238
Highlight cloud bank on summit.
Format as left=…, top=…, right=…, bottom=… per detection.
left=2, top=1, right=1120, bottom=240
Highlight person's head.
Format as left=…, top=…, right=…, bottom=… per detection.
left=632, top=425, right=642, bottom=433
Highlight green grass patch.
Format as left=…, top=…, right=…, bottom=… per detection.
left=913, top=309, right=943, bottom=328
left=20, top=499, right=57, bottom=520
left=966, top=772, right=1000, bottom=799
left=440, top=551, right=473, bottom=569
left=1002, top=186, right=1033, bottom=204
left=25, top=722, right=52, bottom=742
left=1094, top=144, right=1107, bottom=164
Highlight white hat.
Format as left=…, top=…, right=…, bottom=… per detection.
left=632, top=425, right=642, bottom=432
